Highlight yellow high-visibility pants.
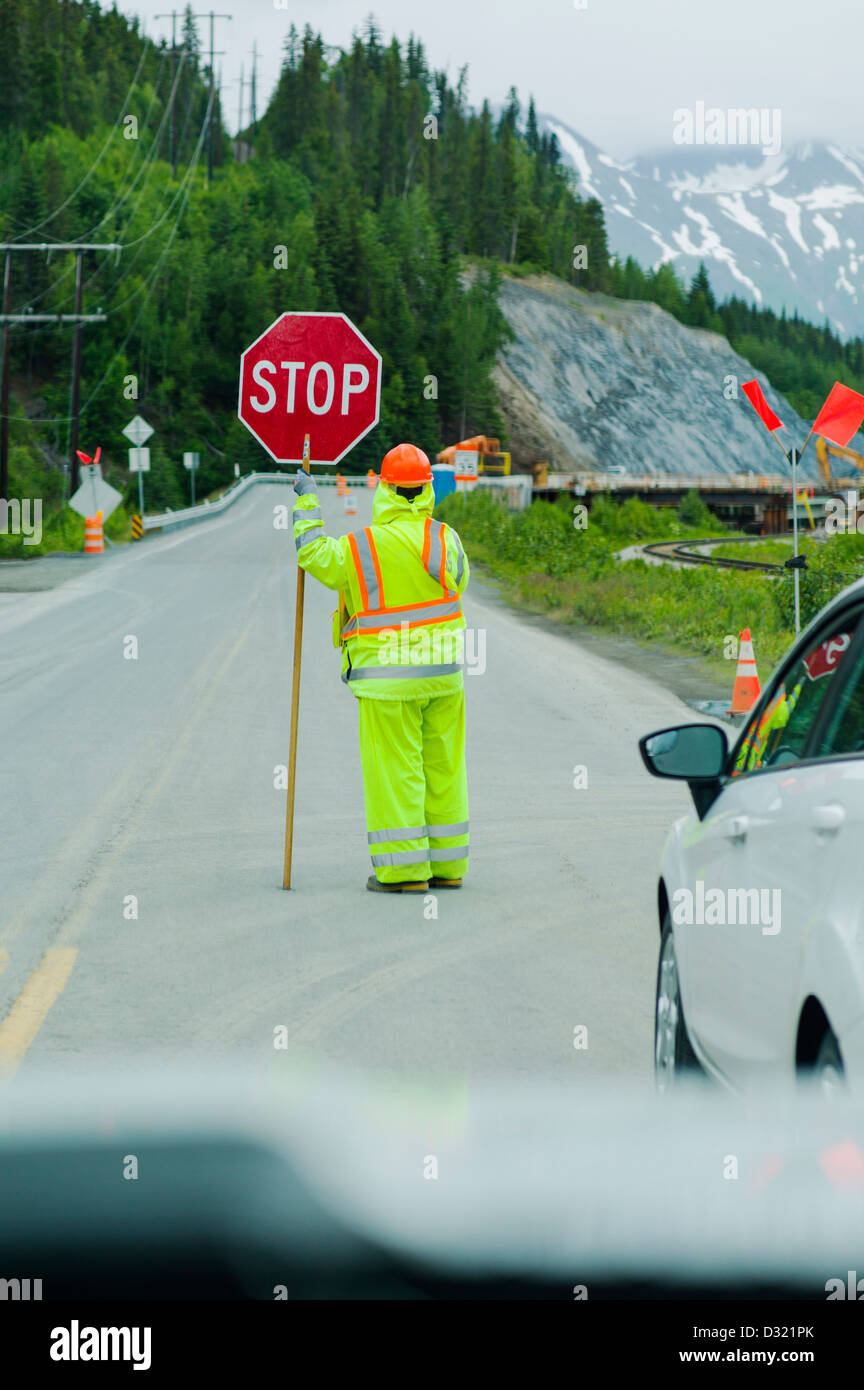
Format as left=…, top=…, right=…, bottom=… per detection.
left=357, top=690, right=469, bottom=884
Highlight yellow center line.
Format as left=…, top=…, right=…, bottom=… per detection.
left=0, top=948, right=78, bottom=1078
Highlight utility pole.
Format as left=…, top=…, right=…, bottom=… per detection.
left=0, top=251, right=10, bottom=500
left=155, top=11, right=181, bottom=178
left=236, top=62, right=244, bottom=139
left=192, top=11, right=231, bottom=184
left=0, top=243, right=116, bottom=495
left=69, top=249, right=84, bottom=487
left=249, top=40, right=257, bottom=134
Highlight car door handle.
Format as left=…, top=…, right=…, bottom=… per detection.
left=810, top=803, right=845, bottom=834
left=722, top=815, right=749, bottom=842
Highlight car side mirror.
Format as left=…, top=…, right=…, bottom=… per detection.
left=639, top=723, right=728, bottom=782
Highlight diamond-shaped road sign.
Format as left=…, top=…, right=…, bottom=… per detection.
left=237, top=312, right=381, bottom=464
left=69, top=463, right=122, bottom=521
left=122, top=415, right=154, bottom=447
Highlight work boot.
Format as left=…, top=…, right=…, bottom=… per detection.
left=366, top=876, right=429, bottom=894
left=428, top=877, right=462, bottom=889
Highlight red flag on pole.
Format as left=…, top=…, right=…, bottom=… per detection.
left=811, top=381, right=864, bottom=448
left=741, top=380, right=784, bottom=433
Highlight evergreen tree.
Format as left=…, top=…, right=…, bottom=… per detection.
left=525, top=96, right=539, bottom=154
left=0, top=0, right=25, bottom=131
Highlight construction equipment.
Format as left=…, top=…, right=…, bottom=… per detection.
left=815, top=436, right=864, bottom=489
left=436, top=436, right=511, bottom=476
left=530, top=462, right=549, bottom=488
left=796, top=487, right=816, bottom=529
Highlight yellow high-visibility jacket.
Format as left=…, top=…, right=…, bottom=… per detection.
left=293, top=479, right=470, bottom=700
left=733, top=681, right=802, bottom=775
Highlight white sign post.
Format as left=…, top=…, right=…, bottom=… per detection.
left=128, top=447, right=151, bottom=518
left=183, top=451, right=200, bottom=506
left=123, top=416, right=154, bottom=517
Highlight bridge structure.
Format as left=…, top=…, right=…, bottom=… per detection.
left=530, top=471, right=859, bottom=533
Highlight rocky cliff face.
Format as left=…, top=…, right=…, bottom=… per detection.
left=494, top=274, right=814, bottom=478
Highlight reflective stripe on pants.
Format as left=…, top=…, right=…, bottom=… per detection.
left=358, top=690, right=469, bottom=884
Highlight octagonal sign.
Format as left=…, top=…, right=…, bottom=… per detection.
left=238, top=311, right=382, bottom=465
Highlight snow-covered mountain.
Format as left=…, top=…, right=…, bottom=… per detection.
left=542, top=117, right=864, bottom=340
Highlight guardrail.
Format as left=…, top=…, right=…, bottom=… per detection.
left=141, top=471, right=346, bottom=533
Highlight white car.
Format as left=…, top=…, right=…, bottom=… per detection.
left=640, top=577, right=864, bottom=1094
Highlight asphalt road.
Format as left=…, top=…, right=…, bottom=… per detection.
left=0, top=483, right=695, bottom=1082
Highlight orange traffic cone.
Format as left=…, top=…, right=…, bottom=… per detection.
left=366, top=469, right=377, bottom=489
left=729, top=628, right=761, bottom=715
left=336, top=472, right=347, bottom=497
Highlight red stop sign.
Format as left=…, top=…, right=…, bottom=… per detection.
left=238, top=312, right=382, bottom=464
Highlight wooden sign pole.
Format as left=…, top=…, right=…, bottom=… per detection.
left=283, top=432, right=311, bottom=889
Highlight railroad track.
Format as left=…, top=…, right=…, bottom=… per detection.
left=642, top=535, right=785, bottom=574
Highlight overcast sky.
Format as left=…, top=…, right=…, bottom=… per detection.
left=120, top=0, right=864, bottom=158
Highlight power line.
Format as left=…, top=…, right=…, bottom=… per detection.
left=75, top=47, right=175, bottom=244
left=8, top=44, right=153, bottom=245
left=16, top=53, right=204, bottom=325
left=1, top=75, right=213, bottom=349
left=73, top=113, right=209, bottom=425
left=0, top=31, right=220, bottom=487
left=0, top=87, right=213, bottom=452
left=0, top=243, right=119, bottom=496
left=3, top=51, right=171, bottom=317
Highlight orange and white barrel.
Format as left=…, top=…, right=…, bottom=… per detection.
left=84, top=513, right=104, bottom=555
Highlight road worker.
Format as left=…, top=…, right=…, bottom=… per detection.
left=293, top=443, right=470, bottom=893
left=733, top=679, right=802, bottom=775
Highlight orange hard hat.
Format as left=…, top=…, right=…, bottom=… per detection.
left=380, top=443, right=432, bottom=486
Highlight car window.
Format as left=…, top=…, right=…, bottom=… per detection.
left=813, top=630, right=864, bottom=758
left=731, top=617, right=859, bottom=777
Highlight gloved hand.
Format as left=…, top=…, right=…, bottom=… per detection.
left=294, top=468, right=317, bottom=496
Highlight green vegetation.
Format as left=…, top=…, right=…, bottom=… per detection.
left=676, top=487, right=716, bottom=531
left=439, top=491, right=864, bottom=674
left=709, top=539, right=794, bottom=566
left=435, top=490, right=803, bottom=675
left=772, top=533, right=864, bottom=630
